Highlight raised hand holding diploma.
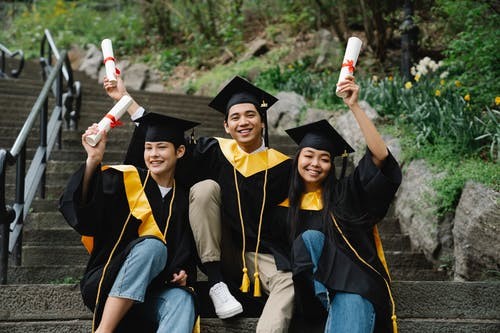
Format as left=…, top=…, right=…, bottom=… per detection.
left=101, top=38, right=119, bottom=84
left=85, top=95, right=133, bottom=147
left=336, top=36, right=362, bottom=98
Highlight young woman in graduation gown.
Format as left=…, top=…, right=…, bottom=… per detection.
left=273, top=77, right=402, bottom=332
left=59, top=113, right=200, bottom=333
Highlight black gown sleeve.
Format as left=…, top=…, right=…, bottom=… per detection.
left=58, top=163, right=104, bottom=235
left=333, top=149, right=402, bottom=229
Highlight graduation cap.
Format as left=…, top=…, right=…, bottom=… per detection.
left=208, top=76, right=278, bottom=146
left=286, top=119, right=354, bottom=178
left=135, top=112, right=200, bottom=147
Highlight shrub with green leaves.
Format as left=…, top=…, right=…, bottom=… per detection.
left=435, top=0, right=500, bottom=109
left=0, top=0, right=145, bottom=58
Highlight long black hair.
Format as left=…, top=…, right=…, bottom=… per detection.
left=287, top=148, right=338, bottom=242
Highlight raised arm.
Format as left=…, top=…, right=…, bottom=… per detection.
left=103, top=75, right=141, bottom=117
left=81, top=124, right=107, bottom=202
left=336, top=77, right=388, bottom=168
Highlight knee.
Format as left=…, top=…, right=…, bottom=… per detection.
left=189, top=179, right=221, bottom=205
left=138, top=238, right=168, bottom=267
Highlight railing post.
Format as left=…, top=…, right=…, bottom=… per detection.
left=39, top=87, right=49, bottom=200
left=0, top=150, right=14, bottom=284
left=0, top=50, right=5, bottom=77
left=12, top=147, right=26, bottom=266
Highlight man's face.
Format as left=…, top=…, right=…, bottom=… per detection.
left=224, top=103, right=264, bottom=152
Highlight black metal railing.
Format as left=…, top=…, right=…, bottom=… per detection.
left=0, top=29, right=82, bottom=284
left=0, top=43, right=24, bottom=78
left=41, top=29, right=82, bottom=131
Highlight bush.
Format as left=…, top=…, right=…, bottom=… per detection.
left=0, top=0, right=145, bottom=58
left=435, top=0, right=500, bottom=109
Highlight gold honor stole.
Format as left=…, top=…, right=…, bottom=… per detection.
left=81, top=165, right=165, bottom=254
left=278, top=191, right=391, bottom=279
left=215, top=137, right=290, bottom=177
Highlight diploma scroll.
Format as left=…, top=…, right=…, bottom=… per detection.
left=336, top=37, right=362, bottom=98
left=101, top=39, right=117, bottom=83
left=85, top=95, right=133, bottom=147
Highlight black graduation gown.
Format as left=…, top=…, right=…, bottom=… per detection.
left=59, top=164, right=198, bottom=332
left=190, top=137, right=292, bottom=277
left=124, top=125, right=293, bottom=275
left=272, top=150, right=402, bottom=332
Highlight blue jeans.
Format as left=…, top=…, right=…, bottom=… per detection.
left=109, top=238, right=195, bottom=333
left=301, top=230, right=376, bottom=333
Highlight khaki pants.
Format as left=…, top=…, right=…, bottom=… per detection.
left=189, top=180, right=294, bottom=333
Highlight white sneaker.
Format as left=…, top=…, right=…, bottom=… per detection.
left=209, top=282, right=243, bottom=319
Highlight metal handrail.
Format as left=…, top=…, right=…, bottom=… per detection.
left=40, top=29, right=82, bottom=130
left=0, top=51, right=70, bottom=284
left=0, top=43, right=25, bottom=78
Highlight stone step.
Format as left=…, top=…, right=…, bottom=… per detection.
left=0, top=282, right=498, bottom=332
left=7, top=265, right=85, bottom=284
left=20, top=243, right=433, bottom=271
left=1, top=318, right=499, bottom=333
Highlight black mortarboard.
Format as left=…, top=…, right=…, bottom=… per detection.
left=135, top=112, right=200, bottom=147
left=208, top=76, right=278, bottom=115
left=285, top=119, right=355, bottom=157
left=208, top=76, right=278, bottom=146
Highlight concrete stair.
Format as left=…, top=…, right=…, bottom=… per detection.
left=1, top=60, right=499, bottom=332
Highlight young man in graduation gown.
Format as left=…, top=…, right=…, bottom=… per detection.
left=104, top=76, right=295, bottom=333
left=59, top=113, right=200, bottom=333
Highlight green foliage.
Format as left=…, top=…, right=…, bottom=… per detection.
left=359, top=70, right=499, bottom=161
left=0, top=0, right=145, bottom=58
left=435, top=0, right=500, bottom=109
left=400, top=132, right=498, bottom=217
left=255, top=58, right=345, bottom=110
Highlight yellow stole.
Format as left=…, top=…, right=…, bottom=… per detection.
left=215, top=137, right=289, bottom=177
left=81, top=165, right=165, bottom=254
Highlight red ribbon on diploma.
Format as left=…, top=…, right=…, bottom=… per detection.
left=103, top=56, right=121, bottom=74
left=105, top=114, right=123, bottom=128
left=341, top=60, right=355, bottom=73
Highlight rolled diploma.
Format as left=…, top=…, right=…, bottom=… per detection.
left=336, top=37, right=362, bottom=98
left=101, top=39, right=117, bottom=83
left=85, top=95, right=133, bottom=147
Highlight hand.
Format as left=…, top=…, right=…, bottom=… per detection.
left=171, top=270, right=188, bottom=286
left=337, top=76, right=360, bottom=108
left=82, top=124, right=106, bottom=167
left=104, top=74, right=128, bottom=102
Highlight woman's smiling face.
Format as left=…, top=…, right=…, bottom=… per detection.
left=297, top=147, right=332, bottom=192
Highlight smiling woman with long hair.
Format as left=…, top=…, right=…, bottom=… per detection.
left=273, top=77, right=402, bottom=333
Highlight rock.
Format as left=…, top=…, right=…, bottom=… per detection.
left=239, top=38, right=269, bottom=62
left=334, top=100, right=378, bottom=164
left=453, top=181, right=500, bottom=280
left=394, top=159, right=454, bottom=266
left=303, top=108, right=334, bottom=124
left=267, top=91, right=307, bottom=132
left=314, top=29, right=342, bottom=69
left=67, top=44, right=86, bottom=71
left=78, top=44, right=102, bottom=80
left=122, top=63, right=149, bottom=91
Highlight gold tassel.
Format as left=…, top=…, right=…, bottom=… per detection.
left=240, top=267, right=250, bottom=293
left=253, top=272, right=261, bottom=297
left=392, top=315, right=398, bottom=333
left=192, top=315, right=201, bottom=333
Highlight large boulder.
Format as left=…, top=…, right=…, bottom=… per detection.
left=267, top=91, right=307, bottom=135
left=394, top=159, right=454, bottom=266
left=453, top=181, right=500, bottom=280
left=78, top=44, right=102, bottom=80
left=334, top=101, right=401, bottom=164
